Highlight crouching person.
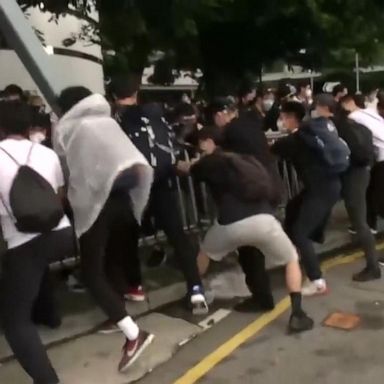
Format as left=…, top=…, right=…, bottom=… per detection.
left=192, top=127, right=314, bottom=333
left=54, top=87, right=154, bottom=372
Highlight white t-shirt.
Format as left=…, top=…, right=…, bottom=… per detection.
left=349, top=109, right=384, bottom=162
left=0, top=139, right=71, bottom=249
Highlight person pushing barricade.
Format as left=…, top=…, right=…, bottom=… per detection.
left=109, top=75, right=209, bottom=315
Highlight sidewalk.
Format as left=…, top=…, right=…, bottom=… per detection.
left=0, top=203, right=382, bottom=383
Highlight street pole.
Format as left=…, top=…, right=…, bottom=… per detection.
left=0, top=0, right=62, bottom=112
left=355, top=52, right=360, bottom=93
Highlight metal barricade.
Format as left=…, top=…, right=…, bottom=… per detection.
left=46, top=140, right=301, bottom=271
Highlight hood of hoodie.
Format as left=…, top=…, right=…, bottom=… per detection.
left=60, top=93, right=111, bottom=124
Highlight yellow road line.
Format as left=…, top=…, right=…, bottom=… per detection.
left=174, top=242, right=384, bottom=384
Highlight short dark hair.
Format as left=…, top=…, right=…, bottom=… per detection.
left=174, top=102, right=196, bottom=118
left=3, top=84, right=24, bottom=99
left=198, top=126, right=223, bottom=145
left=109, top=74, right=141, bottom=99
left=378, top=91, right=384, bottom=109
left=0, top=101, right=32, bottom=136
left=332, top=83, right=347, bottom=97
left=339, top=94, right=355, bottom=105
left=57, top=86, right=92, bottom=115
left=238, top=81, right=256, bottom=99
left=280, top=101, right=306, bottom=121
left=297, top=80, right=309, bottom=91
left=353, top=93, right=365, bottom=109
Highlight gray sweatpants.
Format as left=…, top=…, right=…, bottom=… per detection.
left=342, top=166, right=379, bottom=270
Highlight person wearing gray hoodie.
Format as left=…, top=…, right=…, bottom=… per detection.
left=54, top=87, right=154, bottom=373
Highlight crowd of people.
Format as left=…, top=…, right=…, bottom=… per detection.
left=1, top=77, right=384, bottom=384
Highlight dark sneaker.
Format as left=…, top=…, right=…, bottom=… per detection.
left=234, top=296, right=275, bottom=313
left=189, top=286, right=209, bottom=316
left=352, top=267, right=381, bottom=282
left=288, top=312, right=314, bottom=334
left=146, top=247, right=167, bottom=268
left=98, top=320, right=121, bottom=335
left=118, top=331, right=154, bottom=372
left=66, top=274, right=86, bottom=294
left=33, top=315, right=62, bottom=329
left=348, top=227, right=357, bottom=235
left=349, top=227, right=378, bottom=236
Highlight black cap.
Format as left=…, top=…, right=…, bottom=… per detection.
left=207, top=97, right=237, bottom=116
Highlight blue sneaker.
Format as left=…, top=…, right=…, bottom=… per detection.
left=190, top=285, right=209, bottom=316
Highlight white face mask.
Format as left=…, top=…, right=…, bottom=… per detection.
left=311, top=109, right=320, bottom=119
left=263, top=99, right=274, bottom=111
left=306, top=89, right=313, bottom=98
left=30, top=132, right=46, bottom=144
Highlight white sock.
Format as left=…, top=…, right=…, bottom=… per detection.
left=117, top=316, right=139, bottom=340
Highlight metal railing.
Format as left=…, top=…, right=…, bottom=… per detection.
left=0, top=136, right=302, bottom=271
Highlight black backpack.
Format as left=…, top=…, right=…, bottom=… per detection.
left=0, top=144, right=64, bottom=233
left=341, top=120, right=374, bottom=166
left=225, top=152, right=275, bottom=203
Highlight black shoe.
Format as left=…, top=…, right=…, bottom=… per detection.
left=234, top=296, right=275, bottom=313
left=146, top=248, right=167, bottom=268
left=33, top=315, right=62, bottom=329
left=288, top=311, right=314, bottom=334
left=352, top=267, right=381, bottom=282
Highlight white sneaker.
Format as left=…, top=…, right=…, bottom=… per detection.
left=302, top=279, right=328, bottom=297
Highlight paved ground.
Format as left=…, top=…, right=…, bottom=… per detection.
left=1, top=205, right=384, bottom=384
left=140, top=251, right=384, bottom=384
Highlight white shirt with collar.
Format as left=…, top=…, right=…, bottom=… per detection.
left=349, top=109, right=384, bottom=162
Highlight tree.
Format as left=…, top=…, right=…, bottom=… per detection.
left=17, top=0, right=384, bottom=94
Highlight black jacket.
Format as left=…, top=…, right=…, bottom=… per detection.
left=116, top=103, right=178, bottom=186
left=223, top=114, right=283, bottom=203
left=222, top=114, right=274, bottom=169
left=191, top=151, right=274, bottom=225
left=271, top=130, right=340, bottom=193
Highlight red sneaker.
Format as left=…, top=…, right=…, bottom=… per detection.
left=125, top=286, right=146, bottom=302
left=118, top=331, right=154, bottom=372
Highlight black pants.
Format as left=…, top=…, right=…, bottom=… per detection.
left=342, top=166, right=379, bottom=270
left=80, top=191, right=140, bottom=322
left=0, top=228, right=74, bottom=384
left=144, top=185, right=202, bottom=291
left=32, top=268, right=59, bottom=325
left=367, top=161, right=384, bottom=229
left=285, top=182, right=341, bottom=281
left=238, top=247, right=273, bottom=299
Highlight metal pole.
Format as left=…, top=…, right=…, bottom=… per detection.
left=0, top=0, right=62, bottom=112
left=355, top=52, right=360, bottom=93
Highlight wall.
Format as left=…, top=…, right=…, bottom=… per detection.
left=0, top=5, right=104, bottom=95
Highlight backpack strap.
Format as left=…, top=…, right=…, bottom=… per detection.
left=26, top=143, right=35, bottom=165
left=0, top=146, right=20, bottom=166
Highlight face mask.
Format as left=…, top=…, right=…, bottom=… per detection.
left=30, top=132, right=46, bottom=144
left=311, top=110, right=320, bottom=119
left=306, top=89, right=313, bottom=98
left=263, top=99, right=274, bottom=111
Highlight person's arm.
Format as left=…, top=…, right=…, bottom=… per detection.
left=270, top=134, right=297, bottom=159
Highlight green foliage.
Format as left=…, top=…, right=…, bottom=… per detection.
left=18, top=0, right=384, bottom=92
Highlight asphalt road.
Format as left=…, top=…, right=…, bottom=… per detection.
left=139, top=250, right=384, bottom=384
